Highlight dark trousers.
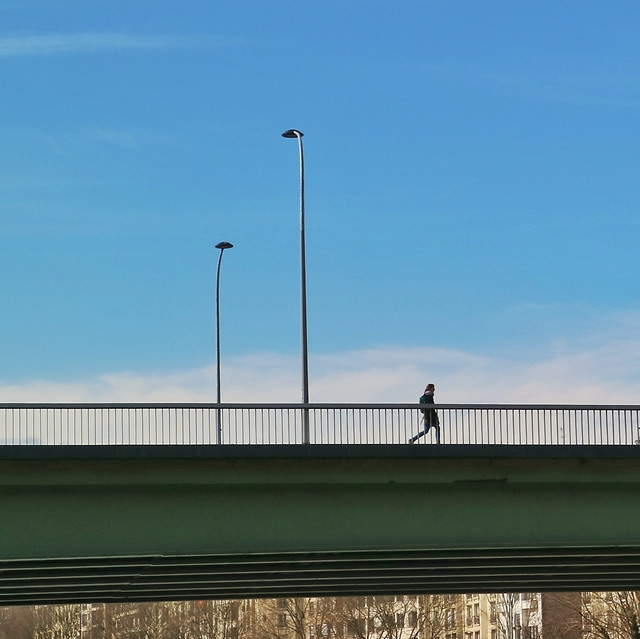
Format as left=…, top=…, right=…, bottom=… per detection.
left=410, top=412, right=441, bottom=443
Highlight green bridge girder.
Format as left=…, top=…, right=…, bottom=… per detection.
left=1, top=444, right=640, bottom=604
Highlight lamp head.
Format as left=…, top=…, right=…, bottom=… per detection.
left=282, top=129, right=304, bottom=138
left=215, top=241, right=234, bottom=250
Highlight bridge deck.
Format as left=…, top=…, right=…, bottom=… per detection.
left=1, top=442, right=640, bottom=460
left=1, top=443, right=640, bottom=604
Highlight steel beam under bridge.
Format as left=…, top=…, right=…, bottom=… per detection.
left=2, top=444, right=640, bottom=604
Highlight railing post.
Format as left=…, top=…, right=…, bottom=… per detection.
left=302, top=406, right=310, bottom=444
left=216, top=406, right=222, bottom=446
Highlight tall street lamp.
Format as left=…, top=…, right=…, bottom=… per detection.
left=215, top=241, right=233, bottom=444
left=282, top=128, right=310, bottom=444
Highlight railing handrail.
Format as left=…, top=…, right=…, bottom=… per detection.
left=0, top=402, right=639, bottom=410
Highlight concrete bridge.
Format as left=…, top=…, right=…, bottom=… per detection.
left=1, top=403, right=640, bottom=605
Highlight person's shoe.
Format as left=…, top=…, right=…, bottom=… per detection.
left=408, top=438, right=415, bottom=444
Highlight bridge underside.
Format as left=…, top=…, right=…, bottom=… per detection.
left=4, top=546, right=640, bottom=606
left=2, top=445, right=640, bottom=604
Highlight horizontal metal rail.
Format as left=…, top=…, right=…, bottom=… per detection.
left=0, top=403, right=638, bottom=446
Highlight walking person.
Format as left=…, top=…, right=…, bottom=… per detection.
left=409, top=383, right=441, bottom=444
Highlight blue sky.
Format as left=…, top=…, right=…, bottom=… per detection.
left=1, top=1, right=640, bottom=402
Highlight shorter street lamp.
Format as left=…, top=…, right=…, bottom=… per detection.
left=215, top=241, right=233, bottom=445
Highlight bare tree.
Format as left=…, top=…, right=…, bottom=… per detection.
left=100, top=602, right=170, bottom=639
left=565, top=592, right=640, bottom=639
left=330, top=595, right=447, bottom=639
left=138, top=602, right=173, bottom=639
left=32, top=604, right=83, bottom=639
left=160, top=602, right=193, bottom=639
left=496, top=594, right=520, bottom=639
left=330, top=597, right=369, bottom=639
left=258, top=598, right=315, bottom=639
left=183, top=600, right=252, bottom=639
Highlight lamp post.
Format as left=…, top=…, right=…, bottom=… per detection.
left=215, top=241, right=233, bottom=444
left=281, top=128, right=310, bottom=443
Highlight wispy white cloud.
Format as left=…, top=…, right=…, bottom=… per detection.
left=0, top=33, right=222, bottom=57
left=1, top=335, right=639, bottom=404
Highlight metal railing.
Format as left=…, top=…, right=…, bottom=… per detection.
left=0, top=403, right=639, bottom=446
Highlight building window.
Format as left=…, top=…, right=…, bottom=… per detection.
left=408, top=611, right=417, bottom=627
left=446, top=610, right=455, bottom=630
